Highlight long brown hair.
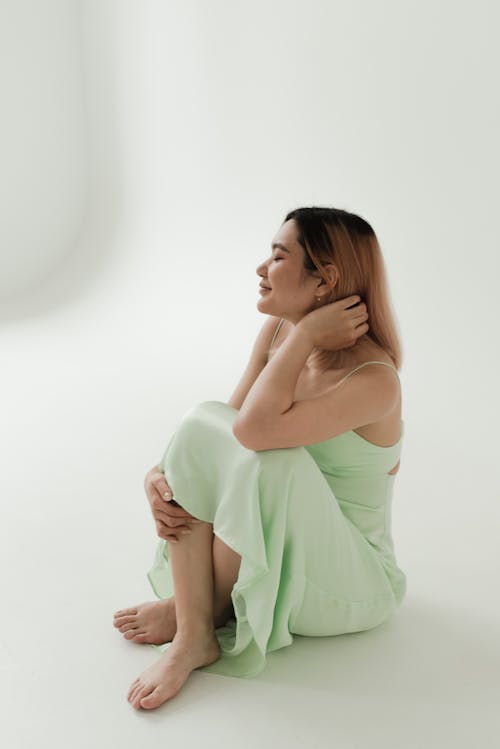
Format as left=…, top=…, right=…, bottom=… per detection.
left=284, top=206, right=403, bottom=372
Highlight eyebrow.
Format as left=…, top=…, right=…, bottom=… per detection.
left=271, top=242, right=291, bottom=253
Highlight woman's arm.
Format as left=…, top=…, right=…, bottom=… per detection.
left=233, top=295, right=366, bottom=428
left=233, top=324, right=313, bottom=424
left=226, top=316, right=282, bottom=410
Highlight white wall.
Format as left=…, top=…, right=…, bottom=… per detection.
left=0, top=0, right=87, bottom=301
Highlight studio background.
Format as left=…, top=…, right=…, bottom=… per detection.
left=1, top=0, right=498, bottom=747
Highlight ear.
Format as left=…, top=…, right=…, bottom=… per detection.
left=316, top=263, right=339, bottom=291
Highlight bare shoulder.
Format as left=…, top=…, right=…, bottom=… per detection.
left=226, top=315, right=283, bottom=410
left=342, top=341, right=401, bottom=396
left=342, top=345, right=402, bottom=447
left=242, top=315, right=284, bottom=361
left=267, top=316, right=291, bottom=358
left=255, top=315, right=284, bottom=361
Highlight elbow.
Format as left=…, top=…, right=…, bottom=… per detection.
left=232, top=417, right=261, bottom=451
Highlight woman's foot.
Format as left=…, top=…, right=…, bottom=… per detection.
left=113, top=598, right=236, bottom=644
left=113, top=598, right=176, bottom=645
left=127, top=629, right=221, bottom=710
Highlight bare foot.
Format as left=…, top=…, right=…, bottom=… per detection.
left=113, top=598, right=235, bottom=644
left=127, top=630, right=221, bottom=710
left=113, top=599, right=176, bottom=645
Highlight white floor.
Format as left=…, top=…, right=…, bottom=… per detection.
left=2, top=282, right=499, bottom=749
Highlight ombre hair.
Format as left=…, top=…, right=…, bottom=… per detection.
left=283, top=206, right=403, bottom=372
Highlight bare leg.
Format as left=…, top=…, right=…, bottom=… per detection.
left=113, top=526, right=242, bottom=642
left=127, top=521, right=228, bottom=710
left=212, top=533, right=242, bottom=622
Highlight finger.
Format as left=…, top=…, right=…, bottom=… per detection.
left=158, top=527, right=184, bottom=540
left=157, top=514, right=192, bottom=529
left=153, top=499, right=198, bottom=520
left=352, top=308, right=368, bottom=324
left=149, top=477, right=181, bottom=509
left=164, top=531, right=180, bottom=543
left=156, top=516, right=194, bottom=533
left=147, top=470, right=173, bottom=501
left=150, top=472, right=199, bottom=520
left=164, top=514, right=200, bottom=528
left=158, top=488, right=197, bottom=517
left=160, top=485, right=173, bottom=501
left=156, top=521, right=182, bottom=540
left=152, top=495, right=199, bottom=520
left=145, top=473, right=171, bottom=505
left=155, top=474, right=175, bottom=501
left=355, top=322, right=369, bottom=336
left=344, top=295, right=362, bottom=309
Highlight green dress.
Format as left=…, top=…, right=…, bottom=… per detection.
left=147, top=362, right=406, bottom=678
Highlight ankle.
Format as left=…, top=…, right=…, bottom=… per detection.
left=175, top=618, right=215, bottom=641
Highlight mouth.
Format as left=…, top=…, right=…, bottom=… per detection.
left=259, top=284, right=272, bottom=291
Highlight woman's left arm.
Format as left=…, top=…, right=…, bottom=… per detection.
left=233, top=294, right=367, bottom=434
left=234, top=324, right=314, bottom=424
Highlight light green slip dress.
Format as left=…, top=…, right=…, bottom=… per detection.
left=147, top=320, right=406, bottom=678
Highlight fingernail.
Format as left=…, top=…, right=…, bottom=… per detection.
left=191, top=519, right=203, bottom=524
left=181, top=529, right=192, bottom=535
left=163, top=491, right=172, bottom=500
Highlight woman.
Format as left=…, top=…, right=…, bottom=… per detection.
left=113, top=206, right=406, bottom=710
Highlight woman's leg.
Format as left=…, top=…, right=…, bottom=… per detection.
left=127, top=521, right=234, bottom=710
left=167, top=525, right=242, bottom=628
left=167, top=520, right=217, bottom=633
left=114, top=524, right=242, bottom=641
left=168, top=528, right=242, bottom=627
left=212, top=532, right=242, bottom=623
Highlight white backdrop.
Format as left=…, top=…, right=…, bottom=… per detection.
left=1, top=1, right=499, bottom=747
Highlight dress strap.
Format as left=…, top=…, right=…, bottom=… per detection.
left=336, top=360, right=400, bottom=386
left=268, top=318, right=285, bottom=352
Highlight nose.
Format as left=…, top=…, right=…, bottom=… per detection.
left=256, top=259, right=268, bottom=279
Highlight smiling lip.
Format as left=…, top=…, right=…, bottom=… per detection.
left=259, top=284, right=271, bottom=290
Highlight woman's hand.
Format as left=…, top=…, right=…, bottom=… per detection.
left=298, top=294, right=369, bottom=351
left=144, top=465, right=203, bottom=542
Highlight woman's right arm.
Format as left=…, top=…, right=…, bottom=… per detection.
left=226, top=315, right=281, bottom=410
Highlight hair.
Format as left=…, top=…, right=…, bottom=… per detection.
left=283, top=206, right=403, bottom=372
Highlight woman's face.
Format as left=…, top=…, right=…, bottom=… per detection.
left=256, top=219, right=335, bottom=324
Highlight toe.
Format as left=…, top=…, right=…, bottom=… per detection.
left=116, top=607, right=138, bottom=617
left=127, top=680, right=140, bottom=701
left=119, top=619, right=137, bottom=632
left=139, top=686, right=165, bottom=710
left=124, top=629, right=140, bottom=639
left=132, top=686, right=149, bottom=709
left=131, top=633, right=148, bottom=643
left=116, top=614, right=137, bottom=624
left=128, top=681, right=143, bottom=703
